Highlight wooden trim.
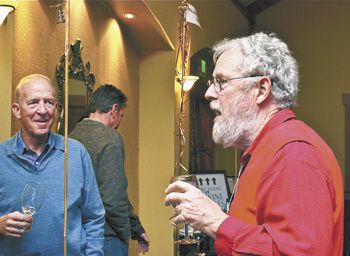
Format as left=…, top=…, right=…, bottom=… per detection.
left=343, top=93, right=350, bottom=106
left=343, top=93, right=350, bottom=192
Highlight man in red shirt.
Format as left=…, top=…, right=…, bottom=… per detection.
left=164, top=32, right=344, bottom=255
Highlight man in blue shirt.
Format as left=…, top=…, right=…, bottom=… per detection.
left=0, top=74, right=105, bottom=255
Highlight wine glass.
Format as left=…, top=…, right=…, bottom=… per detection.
left=169, top=175, right=200, bottom=246
left=21, top=182, right=46, bottom=217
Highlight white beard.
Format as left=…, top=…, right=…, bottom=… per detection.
left=211, top=92, right=258, bottom=149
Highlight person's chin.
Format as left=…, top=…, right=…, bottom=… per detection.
left=33, top=127, right=51, bottom=136
left=34, top=131, right=50, bottom=137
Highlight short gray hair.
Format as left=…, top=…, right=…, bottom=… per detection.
left=212, top=32, right=299, bottom=109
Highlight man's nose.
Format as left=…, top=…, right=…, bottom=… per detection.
left=204, top=84, right=218, bottom=101
left=36, top=101, right=48, bottom=113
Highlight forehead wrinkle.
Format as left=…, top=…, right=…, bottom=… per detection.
left=16, top=78, right=56, bottom=103
left=214, top=62, right=243, bottom=80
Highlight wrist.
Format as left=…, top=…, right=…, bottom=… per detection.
left=0, top=215, right=7, bottom=237
left=202, top=212, right=229, bottom=239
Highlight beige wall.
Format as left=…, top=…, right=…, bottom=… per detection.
left=0, top=15, right=13, bottom=141
left=139, top=50, right=175, bottom=256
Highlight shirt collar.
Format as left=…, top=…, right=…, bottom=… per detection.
left=15, top=130, right=53, bottom=155
left=242, top=108, right=296, bottom=159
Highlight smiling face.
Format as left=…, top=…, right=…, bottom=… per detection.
left=12, top=77, right=57, bottom=145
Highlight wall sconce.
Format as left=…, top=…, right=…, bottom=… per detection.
left=182, top=75, right=199, bottom=92
left=0, top=0, right=18, bottom=26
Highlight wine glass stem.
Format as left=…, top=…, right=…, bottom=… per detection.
left=184, top=224, right=189, bottom=238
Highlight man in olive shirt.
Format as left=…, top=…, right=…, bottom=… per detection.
left=70, top=84, right=149, bottom=255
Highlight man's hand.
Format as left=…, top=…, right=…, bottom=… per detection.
left=0, top=211, right=33, bottom=238
left=164, top=181, right=228, bottom=239
left=137, top=233, right=150, bottom=254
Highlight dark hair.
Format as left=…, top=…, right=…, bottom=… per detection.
left=86, top=84, right=127, bottom=115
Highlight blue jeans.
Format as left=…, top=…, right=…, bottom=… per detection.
left=103, top=236, right=129, bottom=256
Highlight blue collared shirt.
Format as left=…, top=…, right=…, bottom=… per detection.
left=0, top=131, right=105, bottom=255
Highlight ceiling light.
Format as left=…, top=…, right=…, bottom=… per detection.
left=124, top=13, right=136, bottom=20
left=0, top=0, right=18, bottom=26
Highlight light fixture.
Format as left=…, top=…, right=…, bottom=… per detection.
left=0, top=0, right=18, bottom=26
left=182, top=75, right=199, bottom=91
left=124, top=13, right=136, bottom=20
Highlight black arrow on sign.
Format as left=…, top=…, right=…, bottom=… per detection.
left=212, top=177, right=216, bottom=185
left=198, top=178, right=203, bottom=186
left=205, top=178, right=210, bottom=185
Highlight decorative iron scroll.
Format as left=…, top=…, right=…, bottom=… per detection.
left=55, top=39, right=95, bottom=134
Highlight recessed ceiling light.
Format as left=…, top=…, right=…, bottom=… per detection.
left=124, top=13, right=136, bottom=19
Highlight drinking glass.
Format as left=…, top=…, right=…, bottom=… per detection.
left=169, top=175, right=200, bottom=246
left=21, top=182, right=46, bottom=217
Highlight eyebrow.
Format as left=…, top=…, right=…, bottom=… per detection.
left=212, top=71, right=234, bottom=78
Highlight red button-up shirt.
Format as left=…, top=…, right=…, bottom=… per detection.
left=215, top=109, right=344, bottom=255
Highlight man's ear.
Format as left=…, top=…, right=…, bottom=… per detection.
left=12, top=103, right=21, bottom=119
left=254, top=76, right=272, bottom=104
left=111, top=104, right=119, bottom=115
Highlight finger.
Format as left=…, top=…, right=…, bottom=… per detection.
left=137, top=246, right=145, bottom=253
left=175, top=205, right=182, bottom=215
left=142, top=245, right=149, bottom=253
left=7, top=217, right=32, bottom=230
left=19, top=222, right=32, bottom=231
left=165, top=181, right=196, bottom=194
left=139, top=243, right=149, bottom=253
left=9, top=211, right=32, bottom=223
left=140, top=233, right=150, bottom=242
left=6, top=226, right=25, bottom=237
left=169, top=212, right=185, bottom=225
left=164, top=192, right=186, bottom=206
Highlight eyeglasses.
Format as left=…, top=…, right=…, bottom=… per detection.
left=207, top=75, right=262, bottom=93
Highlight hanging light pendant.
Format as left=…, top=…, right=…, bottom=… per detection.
left=0, top=0, right=18, bottom=26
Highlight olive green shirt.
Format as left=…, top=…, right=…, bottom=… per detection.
left=70, top=119, right=143, bottom=243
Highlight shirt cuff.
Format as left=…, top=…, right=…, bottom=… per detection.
left=214, top=216, right=246, bottom=255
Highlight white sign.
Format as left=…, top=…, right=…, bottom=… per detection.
left=195, top=172, right=229, bottom=210
left=186, top=4, right=201, bottom=29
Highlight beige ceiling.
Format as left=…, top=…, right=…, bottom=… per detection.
left=102, top=0, right=250, bottom=53
left=102, top=0, right=174, bottom=51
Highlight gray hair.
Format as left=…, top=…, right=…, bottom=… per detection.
left=212, top=32, right=299, bottom=109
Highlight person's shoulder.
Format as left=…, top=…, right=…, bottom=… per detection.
left=96, top=125, right=123, bottom=143
left=278, top=141, right=323, bottom=168
left=51, top=132, right=86, bottom=150
left=68, top=136, right=89, bottom=150
left=109, top=129, right=124, bottom=144
left=0, top=136, right=15, bottom=146
left=0, top=136, right=15, bottom=155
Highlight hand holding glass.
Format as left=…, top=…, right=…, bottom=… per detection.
left=21, top=182, right=46, bottom=217
left=169, top=175, right=199, bottom=245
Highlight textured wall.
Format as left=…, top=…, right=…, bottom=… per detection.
left=0, top=15, right=13, bottom=141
